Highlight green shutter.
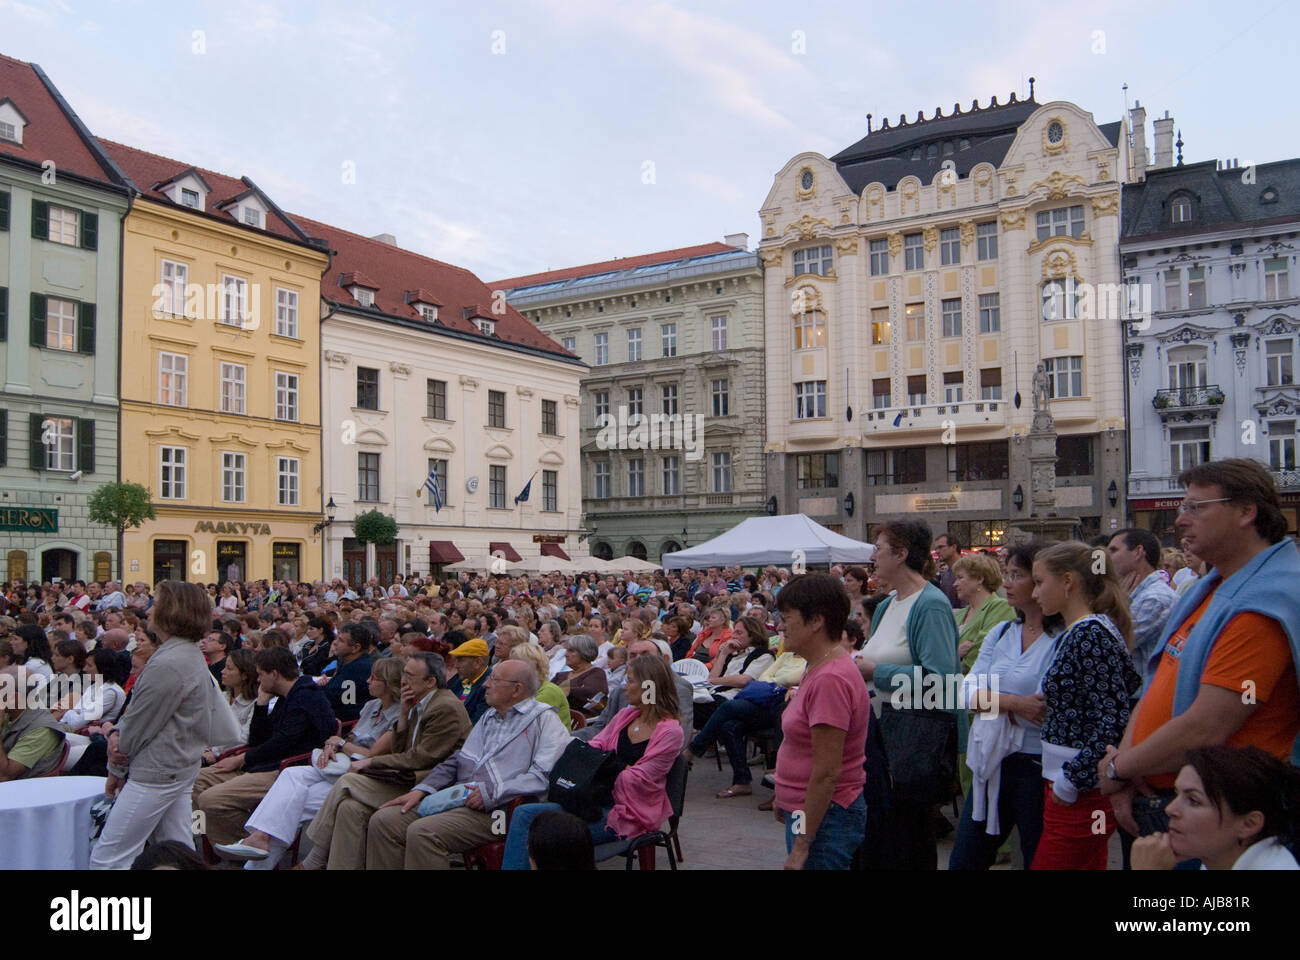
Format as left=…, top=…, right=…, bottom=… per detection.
left=0, top=190, right=10, bottom=231
left=29, top=413, right=44, bottom=471
left=80, top=211, right=98, bottom=250
left=0, top=287, right=7, bottom=342
left=31, top=199, right=48, bottom=239
left=77, top=302, right=95, bottom=355
left=77, top=418, right=95, bottom=474
left=29, top=293, right=46, bottom=347
left=0, top=410, right=7, bottom=468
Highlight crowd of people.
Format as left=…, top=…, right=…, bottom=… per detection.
left=2, top=457, right=1299, bottom=871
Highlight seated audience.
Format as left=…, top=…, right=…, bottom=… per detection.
left=511, top=642, right=572, bottom=730
left=555, top=634, right=607, bottom=717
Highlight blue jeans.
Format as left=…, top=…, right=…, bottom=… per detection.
left=783, top=790, right=867, bottom=870
left=690, top=697, right=773, bottom=786
left=948, top=752, right=1044, bottom=870
left=501, top=802, right=620, bottom=870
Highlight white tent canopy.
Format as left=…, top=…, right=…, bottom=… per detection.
left=660, top=514, right=875, bottom=570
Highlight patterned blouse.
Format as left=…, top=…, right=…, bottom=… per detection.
left=1040, top=615, right=1141, bottom=793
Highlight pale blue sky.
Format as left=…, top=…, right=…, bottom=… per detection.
left=4, top=0, right=1294, bottom=279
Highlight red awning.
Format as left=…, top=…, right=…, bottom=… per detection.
left=539, top=542, right=571, bottom=561
left=428, top=541, right=464, bottom=564
left=489, top=541, right=523, bottom=563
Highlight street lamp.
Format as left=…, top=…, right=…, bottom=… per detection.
left=843, top=492, right=855, bottom=517
left=1107, top=480, right=1120, bottom=509
left=765, top=496, right=778, bottom=516
left=1012, top=484, right=1024, bottom=511
left=313, top=497, right=337, bottom=534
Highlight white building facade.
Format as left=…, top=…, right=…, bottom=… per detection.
left=304, top=220, right=586, bottom=584
left=1121, top=155, right=1300, bottom=540
left=761, top=90, right=1134, bottom=546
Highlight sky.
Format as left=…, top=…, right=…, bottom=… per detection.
left=3, top=0, right=1295, bottom=280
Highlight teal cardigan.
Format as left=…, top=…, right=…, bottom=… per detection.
left=869, top=581, right=970, bottom=753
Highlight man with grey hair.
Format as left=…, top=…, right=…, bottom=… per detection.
left=575, top=637, right=694, bottom=741
left=298, top=652, right=472, bottom=870
left=98, top=581, right=128, bottom=611
left=365, top=659, right=570, bottom=869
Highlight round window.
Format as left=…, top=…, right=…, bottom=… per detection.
left=800, top=169, right=814, bottom=191
left=1047, top=121, right=1064, bottom=144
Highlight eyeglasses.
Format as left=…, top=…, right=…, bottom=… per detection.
left=1178, top=497, right=1232, bottom=515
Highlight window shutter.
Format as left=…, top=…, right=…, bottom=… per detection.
left=0, top=190, right=9, bottom=231
left=80, top=211, right=98, bottom=250
left=0, top=409, right=7, bottom=468
left=77, top=418, right=95, bottom=474
left=29, top=293, right=46, bottom=347
left=0, top=286, right=7, bottom=342
left=29, top=413, right=45, bottom=471
left=31, top=199, right=48, bottom=239
left=77, top=302, right=96, bottom=355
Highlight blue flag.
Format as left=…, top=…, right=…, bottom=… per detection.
left=514, top=471, right=536, bottom=505
left=423, top=468, right=443, bottom=512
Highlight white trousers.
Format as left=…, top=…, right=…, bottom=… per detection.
left=241, top=764, right=337, bottom=870
left=89, top=775, right=197, bottom=870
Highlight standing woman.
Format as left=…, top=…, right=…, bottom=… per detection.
left=949, top=542, right=1063, bottom=870
left=951, top=553, right=1015, bottom=673
left=773, top=573, right=870, bottom=870
left=856, top=519, right=964, bottom=871
left=91, top=581, right=233, bottom=870
left=1030, top=541, right=1140, bottom=870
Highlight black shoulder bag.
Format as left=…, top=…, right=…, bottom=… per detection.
left=547, top=738, right=626, bottom=822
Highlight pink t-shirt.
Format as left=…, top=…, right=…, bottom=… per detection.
left=775, top=653, right=869, bottom=811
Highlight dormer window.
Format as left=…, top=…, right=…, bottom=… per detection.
left=161, top=170, right=211, bottom=211
left=1261, top=186, right=1279, bottom=205
left=180, top=188, right=200, bottom=209
left=0, top=99, right=28, bottom=145
left=355, top=288, right=374, bottom=308
left=243, top=207, right=262, bottom=227
left=420, top=304, right=438, bottom=323
left=478, top=318, right=496, bottom=336
left=1171, top=195, right=1193, bottom=224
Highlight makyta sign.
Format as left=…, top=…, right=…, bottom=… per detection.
left=194, top=521, right=272, bottom=535
left=0, top=507, right=58, bottom=533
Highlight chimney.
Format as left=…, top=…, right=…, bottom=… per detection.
left=1152, top=110, right=1175, bottom=170
left=370, top=233, right=397, bottom=246
left=724, top=232, right=749, bottom=250
left=1129, top=101, right=1148, bottom=181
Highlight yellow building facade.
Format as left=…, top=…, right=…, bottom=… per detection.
left=109, top=143, right=329, bottom=585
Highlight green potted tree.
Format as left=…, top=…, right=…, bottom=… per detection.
left=87, top=482, right=157, bottom=581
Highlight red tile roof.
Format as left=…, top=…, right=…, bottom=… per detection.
left=0, top=55, right=122, bottom=185
left=491, top=241, right=739, bottom=291
left=292, top=214, right=577, bottom=358
left=97, top=138, right=304, bottom=242
left=339, top=271, right=379, bottom=290
left=405, top=288, right=442, bottom=306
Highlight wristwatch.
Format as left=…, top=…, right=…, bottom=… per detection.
left=1105, top=757, right=1127, bottom=782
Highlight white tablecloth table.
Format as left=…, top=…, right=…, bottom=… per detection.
left=0, top=776, right=106, bottom=869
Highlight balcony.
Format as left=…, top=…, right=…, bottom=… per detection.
left=861, top=400, right=1006, bottom=435
left=1128, top=475, right=1182, bottom=498
left=1152, top=385, right=1225, bottom=421
left=1275, top=469, right=1300, bottom=490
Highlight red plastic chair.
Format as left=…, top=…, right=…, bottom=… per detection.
left=463, top=795, right=538, bottom=870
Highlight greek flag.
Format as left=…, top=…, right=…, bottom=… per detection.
left=423, top=469, right=443, bottom=512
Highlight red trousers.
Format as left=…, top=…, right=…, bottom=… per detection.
left=1029, top=781, right=1113, bottom=870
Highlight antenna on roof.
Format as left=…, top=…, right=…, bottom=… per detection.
left=866, top=113, right=872, bottom=134
left=1028, top=77, right=1035, bottom=100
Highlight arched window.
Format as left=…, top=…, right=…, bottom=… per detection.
left=1169, top=193, right=1194, bottom=224
left=661, top=540, right=681, bottom=556
left=926, top=143, right=938, bottom=159
left=628, top=541, right=648, bottom=561
left=592, top=541, right=613, bottom=561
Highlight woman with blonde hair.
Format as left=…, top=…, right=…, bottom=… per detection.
left=684, top=605, right=734, bottom=667
left=952, top=553, right=1015, bottom=673
left=1030, top=540, right=1141, bottom=869
left=510, top=643, right=573, bottom=730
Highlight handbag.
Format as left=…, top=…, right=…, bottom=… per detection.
left=546, top=738, right=626, bottom=822
left=876, top=699, right=957, bottom=805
